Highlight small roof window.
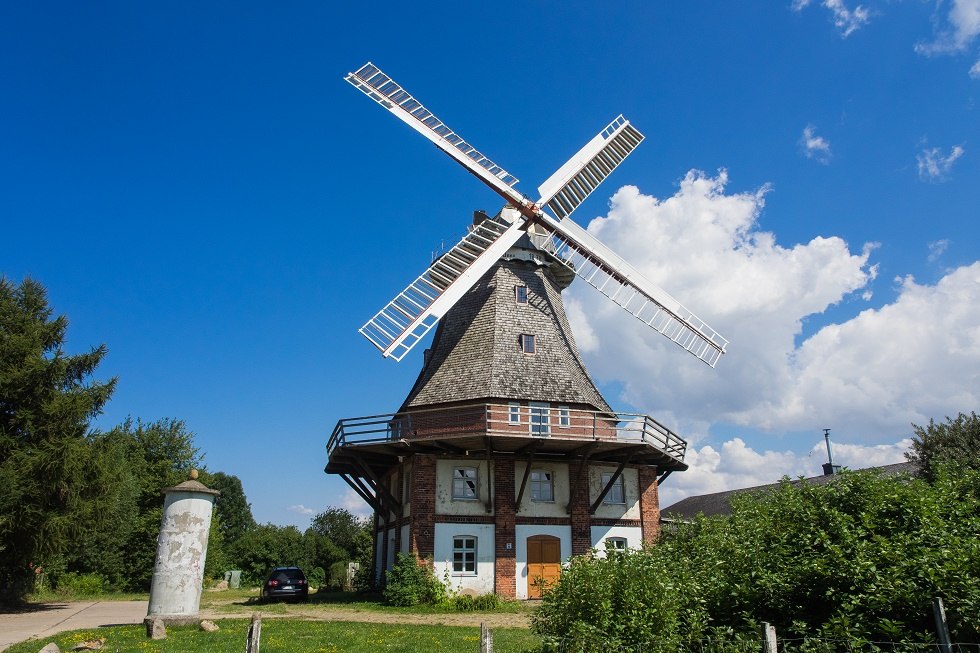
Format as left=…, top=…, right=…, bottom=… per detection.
left=520, top=333, right=536, bottom=354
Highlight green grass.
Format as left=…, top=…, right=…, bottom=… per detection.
left=6, top=619, right=542, bottom=653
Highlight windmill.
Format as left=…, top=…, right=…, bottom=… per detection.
left=345, top=62, right=728, bottom=367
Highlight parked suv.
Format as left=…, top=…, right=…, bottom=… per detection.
left=261, top=566, right=309, bottom=602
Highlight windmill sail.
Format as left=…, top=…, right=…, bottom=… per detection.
left=531, top=213, right=728, bottom=367
left=345, top=63, right=531, bottom=212
left=536, top=115, right=644, bottom=220
left=360, top=216, right=527, bottom=361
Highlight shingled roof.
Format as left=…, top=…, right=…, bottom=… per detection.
left=661, top=461, right=918, bottom=520
left=400, top=255, right=613, bottom=412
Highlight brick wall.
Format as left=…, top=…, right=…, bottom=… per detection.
left=493, top=458, right=516, bottom=598
left=409, top=454, right=436, bottom=559
left=638, top=466, right=661, bottom=545
left=569, top=460, right=592, bottom=555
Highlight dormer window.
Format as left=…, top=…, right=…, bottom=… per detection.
left=515, top=285, right=528, bottom=304
left=520, top=334, right=536, bottom=354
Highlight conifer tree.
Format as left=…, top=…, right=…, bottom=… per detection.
left=0, top=277, right=116, bottom=599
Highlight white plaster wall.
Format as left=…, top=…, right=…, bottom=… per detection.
left=514, top=462, right=569, bottom=518
left=386, top=528, right=396, bottom=571
left=374, top=531, right=384, bottom=584
left=400, top=524, right=410, bottom=555
left=432, top=523, right=495, bottom=595
left=514, top=525, right=571, bottom=600
left=402, top=461, right=412, bottom=518
left=435, top=459, right=493, bottom=516
left=589, top=525, right=643, bottom=557
left=147, top=492, right=215, bottom=617
left=589, top=466, right=641, bottom=519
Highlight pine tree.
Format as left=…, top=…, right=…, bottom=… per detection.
left=0, top=278, right=116, bottom=600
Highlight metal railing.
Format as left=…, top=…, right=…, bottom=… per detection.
left=328, top=403, right=687, bottom=463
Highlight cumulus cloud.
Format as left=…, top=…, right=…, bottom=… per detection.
left=917, top=145, right=965, bottom=181
left=287, top=504, right=315, bottom=516
left=800, top=124, right=832, bottom=164
left=338, top=488, right=373, bottom=518
left=659, top=437, right=912, bottom=508
left=916, top=0, right=980, bottom=55
left=971, top=58, right=980, bottom=77
left=793, top=0, right=871, bottom=37
left=569, top=172, right=980, bottom=449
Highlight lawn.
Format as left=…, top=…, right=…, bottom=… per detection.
left=6, top=619, right=542, bottom=653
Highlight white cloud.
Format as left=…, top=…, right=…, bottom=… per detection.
left=287, top=504, right=315, bottom=516
left=659, top=437, right=911, bottom=507
left=917, top=0, right=980, bottom=54
left=801, top=124, right=832, bottom=164
left=338, top=488, right=373, bottom=518
left=971, top=57, right=980, bottom=77
left=793, top=0, right=871, bottom=38
left=928, top=239, right=950, bottom=262
left=917, top=145, right=965, bottom=181
left=569, top=172, right=980, bottom=449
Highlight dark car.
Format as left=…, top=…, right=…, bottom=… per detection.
left=261, top=566, right=309, bottom=602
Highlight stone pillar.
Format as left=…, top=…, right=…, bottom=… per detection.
left=145, top=470, right=219, bottom=626
left=638, top=466, right=661, bottom=545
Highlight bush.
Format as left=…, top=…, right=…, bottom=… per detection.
left=383, top=553, right=446, bottom=607
left=451, top=592, right=502, bottom=612
left=55, top=572, right=108, bottom=597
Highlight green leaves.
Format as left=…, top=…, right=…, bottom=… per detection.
left=533, top=467, right=980, bottom=650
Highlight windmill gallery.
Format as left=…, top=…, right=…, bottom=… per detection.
left=326, top=63, right=729, bottom=599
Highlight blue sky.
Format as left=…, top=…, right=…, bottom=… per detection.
left=3, top=2, right=978, bottom=527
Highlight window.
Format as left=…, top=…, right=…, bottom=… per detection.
left=452, top=467, right=478, bottom=500
left=530, top=470, right=554, bottom=502
left=558, top=406, right=570, bottom=428
left=515, top=285, right=528, bottom=304
left=509, top=402, right=521, bottom=424
left=520, top=333, right=536, bottom=354
left=529, top=402, right=550, bottom=436
left=601, top=472, right=625, bottom=504
left=605, top=537, right=628, bottom=552
left=453, top=536, right=477, bottom=574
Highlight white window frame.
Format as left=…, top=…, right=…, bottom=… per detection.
left=452, top=535, right=477, bottom=575
left=530, top=469, right=555, bottom=502
left=605, top=537, right=628, bottom=551
left=601, top=471, right=625, bottom=504
left=529, top=401, right=550, bottom=436
left=558, top=405, right=570, bottom=428
left=515, top=285, right=528, bottom=305
left=452, top=467, right=479, bottom=501
left=509, top=402, right=521, bottom=425
left=520, top=333, right=536, bottom=354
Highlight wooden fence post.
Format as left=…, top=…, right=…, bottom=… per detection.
left=480, top=622, right=493, bottom=653
left=933, top=597, right=953, bottom=653
left=762, top=622, right=777, bottom=653
left=245, top=612, right=262, bottom=653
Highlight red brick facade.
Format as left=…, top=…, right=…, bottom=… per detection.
left=638, top=466, right=661, bottom=545
left=493, top=459, right=517, bottom=598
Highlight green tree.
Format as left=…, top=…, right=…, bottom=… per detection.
left=907, top=411, right=980, bottom=481
left=0, top=278, right=118, bottom=599
left=309, top=507, right=371, bottom=562
left=205, top=471, right=256, bottom=549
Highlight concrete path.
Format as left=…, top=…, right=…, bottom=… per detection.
left=0, top=600, right=148, bottom=651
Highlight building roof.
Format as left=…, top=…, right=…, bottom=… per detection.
left=400, top=256, right=613, bottom=412
left=661, top=461, right=917, bottom=520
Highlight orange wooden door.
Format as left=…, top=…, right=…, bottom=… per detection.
left=527, top=535, right=561, bottom=598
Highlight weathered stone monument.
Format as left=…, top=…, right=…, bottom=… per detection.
left=144, top=469, right=220, bottom=631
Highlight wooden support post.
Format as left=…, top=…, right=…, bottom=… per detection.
left=762, top=622, right=777, bottom=653
left=480, top=622, right=493, bottom=653
left=933, top=597, right=953, bottom=653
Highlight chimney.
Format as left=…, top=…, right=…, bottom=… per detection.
left=822, top=428, right=842, bottom=475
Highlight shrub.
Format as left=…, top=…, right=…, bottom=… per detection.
left=55, top=572, right=108, bottom=597
left=383, top=553, right=446, bottom=607
left=452, top=592, right=502, bottom=612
